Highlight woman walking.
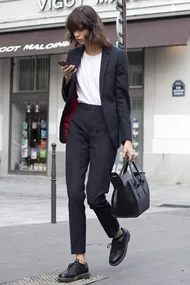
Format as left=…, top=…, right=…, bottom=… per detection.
left=58, top=5, right=134, bottom=283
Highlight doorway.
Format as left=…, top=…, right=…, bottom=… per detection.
left=131, top=97, right=143, bottom=170
left=114, top=90, right=144, bottom=172
left=9, top=55, right=50, bottom=174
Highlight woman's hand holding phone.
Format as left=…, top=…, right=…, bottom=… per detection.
left=60, top=62, right=77, bottom=85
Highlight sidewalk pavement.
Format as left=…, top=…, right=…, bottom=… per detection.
left=0, top=174, right=190, bottom=227
left=0, top=175, right=190, bottom=284
left=0, top=209, right=190, bottom=285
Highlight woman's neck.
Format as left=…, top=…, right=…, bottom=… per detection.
left=85, top=43, right=102, bottom=56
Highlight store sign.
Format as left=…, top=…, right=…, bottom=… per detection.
left=38, top=0, right=115, bottom=11
left=172, top=80, right=185, bottom=97
left=0, top=41, right=70, bottom=54
left=38, top=0, right=83, bottom=11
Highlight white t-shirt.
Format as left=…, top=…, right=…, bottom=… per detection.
left=76, top=51, right=102, bottom=106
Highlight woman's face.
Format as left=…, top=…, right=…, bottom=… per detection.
left=73, top=28, right=89, bottom=45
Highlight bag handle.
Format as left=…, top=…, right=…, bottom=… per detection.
left=131, top=160, right=145, bottom=183
left=119, top=158, right=128, bottom=176
left=119, top=158, right=140, bottom=188
left=120, top=158, right=145, bottom=187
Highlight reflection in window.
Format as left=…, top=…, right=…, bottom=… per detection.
left=36, top=57, right=49, bottom=91
left=18, top=58, right=35, bottom=91
left=12, top=56, right=49, bottom=93
left=10, top=101, right=48, bottom=172
left=128, top=51, right=143, bottom=87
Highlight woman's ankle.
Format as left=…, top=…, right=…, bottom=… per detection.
left=76, top=254, right=86, bottom=264
left=114, top=228, right=123, bottom=239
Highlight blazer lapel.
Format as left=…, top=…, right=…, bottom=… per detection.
left=100, top=47, right=111, bottom=99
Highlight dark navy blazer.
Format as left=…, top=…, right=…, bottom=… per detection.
left=59, top=45, right=132, bottom=149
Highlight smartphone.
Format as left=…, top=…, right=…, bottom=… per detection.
left=58, top=61, right=69, bottom=67
left=58, top=61, right=76, bottom=75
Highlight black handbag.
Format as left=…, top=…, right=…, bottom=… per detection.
left=110, top=159, right=150, bottom=218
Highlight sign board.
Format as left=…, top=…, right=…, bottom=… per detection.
left=116, top=13, right=123, bottom=46
left=0, top=42, right=70, bottom=54
left=116, top=0, right=126, bottom=49
left=172, top=80, right=185, bottom=97
left=0, top=24, right=117, bottom=58
left=38, top=0, right=115, bottom=11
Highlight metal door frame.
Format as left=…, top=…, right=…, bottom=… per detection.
left=8, top=56, right=50, bottom=175
left=130, top=93, right=144, bottom=170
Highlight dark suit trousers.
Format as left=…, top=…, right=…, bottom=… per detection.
left=66, top=103, right=120, bottom=254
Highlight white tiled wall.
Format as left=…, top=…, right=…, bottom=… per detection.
left=143, top=42, right=190, bottom=183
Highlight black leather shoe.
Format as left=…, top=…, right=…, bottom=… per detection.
left=108, top=228, right=131, bottom=266
left=57, top=260, right=90, bottom=283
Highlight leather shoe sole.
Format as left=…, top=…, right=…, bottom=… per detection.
left=58, top=272, right=90, bottom=283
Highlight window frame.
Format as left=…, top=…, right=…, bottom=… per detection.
left=128, top=49, right=144, bottom=89
left=12, top=55, right=50, bottom=94
left=9, top=56, right=50, bottom=175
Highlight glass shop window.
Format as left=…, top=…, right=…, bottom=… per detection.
left=12, top=56, right=49, bottom=93
left=128, top=51, right=144, bottom=88
left=10, top=101, right=48, bottom=173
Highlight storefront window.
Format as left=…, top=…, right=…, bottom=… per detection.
left=128, top=51, right=144, bottom=87
left=10, top=101, right=48, bottom=173
left=12, top=56, right=49, bottom=93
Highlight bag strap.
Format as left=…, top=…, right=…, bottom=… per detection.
left=120, top=158, right=137, bottom=183
left=119, top=158, right=128, bottom=176
left=131, top=161, right=144, bottom=183
left=120, top=158, right=144, bottom=188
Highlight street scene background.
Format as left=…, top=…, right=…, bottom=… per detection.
left=1, top=0, right=190, bottom=284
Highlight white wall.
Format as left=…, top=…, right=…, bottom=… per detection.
left=48, top=54, right=67, bottom=151
left=1, top=0, right=190, bottom=31
left=127, top=0, right=190, bottom=19
left=144, top=43, right=190, bottom=183
left=48, top=54, right=67, bottom=176
left=0, top=58, right=11, bottom=174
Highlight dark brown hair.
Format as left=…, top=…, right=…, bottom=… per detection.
left=66, top=5, right=112, bottom=47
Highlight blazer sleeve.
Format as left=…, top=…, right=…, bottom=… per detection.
left=61, top=50, right=72, bottom=102
left=116, top=49, right=132, bottom=143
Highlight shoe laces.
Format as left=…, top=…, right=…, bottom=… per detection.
left=107, top=239, right=120, bottom=254
left=107, top=236, right=120, bottom=248
left=107, top=242, right=112, bottom=249
left=68, top=260, right=78, bottom=269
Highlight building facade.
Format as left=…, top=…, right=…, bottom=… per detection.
left=0, top=0, right=190, bottom=183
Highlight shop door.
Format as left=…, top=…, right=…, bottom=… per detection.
left=131, top=97, right=143, bottom=170
left=9, top=100, right=48, bottom=173
left=113, top=96, right=144, bottom=172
